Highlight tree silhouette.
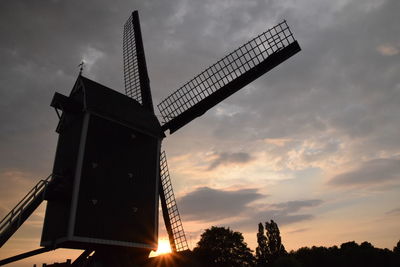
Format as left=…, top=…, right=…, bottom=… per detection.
left=256, top=223, right=268, bottom=266
left=394, top=240, right=400, bottom=254
left=256, top=220, right=286, bottom=266
left=272, top=256, right=302, bottom=267
left=191, top=225, right=399, bottom=267
left=193, top=226, right=255, bottom=267
left=291, top=241, right=400, bottom=267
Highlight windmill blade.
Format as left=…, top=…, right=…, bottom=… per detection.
left=159, top=151, right=188, bottom=252
left=123, top=10, right=154, bottom=113
left=158, top=20, right=301, bottom=133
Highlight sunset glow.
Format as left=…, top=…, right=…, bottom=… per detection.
left=150, top=239, right=172, bottom=257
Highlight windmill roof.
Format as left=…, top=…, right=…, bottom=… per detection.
left=70, top=75, right=164, bottom=138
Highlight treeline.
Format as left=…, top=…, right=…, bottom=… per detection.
left=188, top=221, right=400, bottom=267
left=282, top=241, right=399, bottom=267
left=43, top=222, right=400, bottom=266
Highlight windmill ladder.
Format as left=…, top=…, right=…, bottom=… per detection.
left=159, top=151, right=189, bottom=252
left=0, top=174, right=52, bottom=247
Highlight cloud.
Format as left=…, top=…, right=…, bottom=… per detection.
left=328, top=158, right=400, bottom=187
left=377, top=44, right=399, bottom=56
left=264, top=138, right=293, bottom=147
left=271, top=199, right=323, bottom=213
left=230, top=199, right=323, bottom=231
left=287, top=228, right=310, bottom=234
left=81, top=46, right=105, bottom=74
left=179, top=187, right=264, bottom=221
left=0, top=170, right=41, bottom=207
left=207, top=152, right=254, bottom=170
left=178, top=185, right=323, bottom=230
left=386, top=207, right=400, bottom=215
left=257, top=199, right=323, bottom=225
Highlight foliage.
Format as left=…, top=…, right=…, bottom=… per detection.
left=256, top=223, right=269, bottom=266
left=271, top=256, right=302, bottom=267
left=193, top=226, right=255, bottom=267
left=265, top=220, right=287, bottom=260
left=291, top=241, right=399, bottom=267
left=394, top=240, right=400, bottom=254
left=193, top=225, right=399, bottom=267
left=256, top=220, right=286, bottom=266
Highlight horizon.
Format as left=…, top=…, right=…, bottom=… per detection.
left=0, top=0, right=399, bottom=266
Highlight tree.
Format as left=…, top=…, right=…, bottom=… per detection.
left=394, top=240, right=400, bottom=255
left=265, top=220, right=286, bottom=260
left=272, top=256, right=302, bottom=267
left=193, top=226, right=255, bottom=267
left=256, top=220, right=286, bottom=266
left=256, top=223, right=268, bottom=266
left=291, top=241, right=400, bottom=267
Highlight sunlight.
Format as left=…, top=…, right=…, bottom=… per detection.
left=149, top=239, right=172, bottom=257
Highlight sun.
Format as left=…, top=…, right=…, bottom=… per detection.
left=150, top=239, right=172, bottom=257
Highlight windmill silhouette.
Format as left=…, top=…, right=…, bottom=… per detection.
left=0, top=10, right=300, bottom=266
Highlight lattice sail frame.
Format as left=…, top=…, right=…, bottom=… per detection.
left=123, top=13, right=142, bottom=104
left=159, top=151, right=188, bottom=252
left=157, top=20, right=296, bottom=124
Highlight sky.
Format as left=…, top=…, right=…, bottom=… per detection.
left=0, top=0, right=399, bottom=265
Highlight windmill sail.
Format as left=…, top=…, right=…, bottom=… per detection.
left=158, top=20, right=301, bottom=133
left=159, top=151, right=188, bottom=252
left=123, top=10, right=154, bottom=113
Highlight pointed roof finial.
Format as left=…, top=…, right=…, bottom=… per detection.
left=78, top=61, right=85, bottom=76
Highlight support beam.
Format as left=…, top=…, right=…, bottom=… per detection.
left=0, top=247, right=52, bottom=266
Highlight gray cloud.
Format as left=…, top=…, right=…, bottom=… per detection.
left=207, top=152, right=253, bottom=170
left=271, top=199, right=323, bottom=213
left=158, top=0, right=400, bottom=193
left=1, top=0, right=399, bottom=175
left=328, top=158, right=400, bottom=187
left=197, top=0, right=400, bottom=154
left=179, top=187, right=264, bottom=221
left=386, top=207, right=400, bottom=215
left=178, top=185, right=322, bottom=230
left=287, top=228, right=310, bottom=234
left=259, top=199, right=322, bottom=224
left=228, top=198, right=323, bottom=231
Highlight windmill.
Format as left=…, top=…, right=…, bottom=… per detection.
left=0, top=10, right=300, bottom=266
